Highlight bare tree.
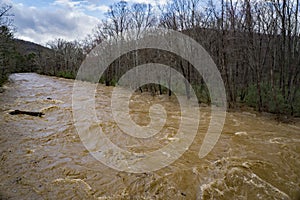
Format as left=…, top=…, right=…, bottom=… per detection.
left=47, top=39, right=83, bottom=77
left=0, top=4, right=13, bottom=28
left=0, top=3, right=14, bottom=84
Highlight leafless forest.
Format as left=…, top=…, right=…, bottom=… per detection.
left=1, top=0, right=300, bottom=116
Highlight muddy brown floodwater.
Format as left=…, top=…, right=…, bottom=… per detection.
left=0, top=73, right=300, bottom=200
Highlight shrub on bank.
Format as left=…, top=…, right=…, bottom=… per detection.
left=57, top=71, right=75, bottom=79
left=245, top=83, right=300, bottom=116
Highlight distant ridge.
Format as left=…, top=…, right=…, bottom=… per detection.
left=13, top=39, right=53, bottom=55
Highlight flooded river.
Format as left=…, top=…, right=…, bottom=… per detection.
left=0, top=73, right=299, bottom=199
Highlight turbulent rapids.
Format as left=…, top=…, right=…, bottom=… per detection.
left=0, top=73, right=299, bottom=199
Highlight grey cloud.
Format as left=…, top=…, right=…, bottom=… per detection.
left=12, top=3, right=100, bottom=45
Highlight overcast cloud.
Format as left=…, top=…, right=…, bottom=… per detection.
left=11, top=2, right=100, bottom=45
left=4, top=0, right=169, bottom=45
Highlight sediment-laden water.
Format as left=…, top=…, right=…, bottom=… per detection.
left=0, top=73, right=299, bottom=199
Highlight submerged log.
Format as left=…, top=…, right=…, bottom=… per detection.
left=9, top=110, right=44, bottom=117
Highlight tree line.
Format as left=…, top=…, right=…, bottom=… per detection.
left=0, top=0, right=299, bottom=116
left=0, top=4, right=14, bottom=85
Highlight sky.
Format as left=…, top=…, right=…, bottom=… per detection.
left=2, top=0, right=168, bottom=45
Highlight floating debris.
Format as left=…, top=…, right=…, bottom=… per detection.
left=9, top=109, right=44, bottom=117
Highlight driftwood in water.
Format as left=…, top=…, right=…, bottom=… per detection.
left=9, top=110, right=44, bottom=117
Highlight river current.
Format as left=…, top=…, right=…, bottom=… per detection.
left=0, top=73, right=299, bottom=199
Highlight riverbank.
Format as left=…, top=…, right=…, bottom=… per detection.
left=1, top=72, right=300, bottom=122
